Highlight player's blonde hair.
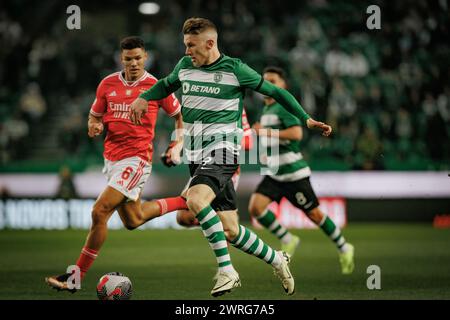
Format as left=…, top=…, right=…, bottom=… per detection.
left=182, top=17, right=217, bottom=35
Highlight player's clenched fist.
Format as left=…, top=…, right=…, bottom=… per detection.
left=306, top=118, right=332, bottom=137
left=161, top=140, right=183, bottom=167
left=88, top=122, right=104, bottom=138
left=129, top=97, right=148, bottom=125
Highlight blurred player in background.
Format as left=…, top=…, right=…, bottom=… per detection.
left=250, top=66, right=354, bottom=274
left=130, top=17, right=332, bottom=296
left=45, top=36, right=188, bottom=292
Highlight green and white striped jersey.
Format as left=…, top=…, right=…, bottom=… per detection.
left=163, top=55, right=263, bottom=162
left=260, top=102, right=311, bottom=182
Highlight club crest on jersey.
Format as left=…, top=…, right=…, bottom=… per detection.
left=182, top=82, right=190, bottom=94
left=213, top=72, right=223, bottom=83
left=139, top=88, right=147, bottom=93
left=126, top=89, right=132, bottom=96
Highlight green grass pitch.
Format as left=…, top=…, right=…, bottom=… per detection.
left=1, top=223, right=449, bottom=300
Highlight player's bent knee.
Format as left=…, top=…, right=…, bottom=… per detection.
left=306, top=207, right=323, bottom=224
left=248, top=204, right=257, bottom=217
left=91, top=202, right=113, bottom=226
left=248, top=202, right=263, bottom=218
left=186, top=197, right=209, bottom=214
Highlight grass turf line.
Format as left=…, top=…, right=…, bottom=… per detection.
left=0, top=223, right=449, bottom=300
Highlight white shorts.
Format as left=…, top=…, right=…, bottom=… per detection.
left=102, top=156, right=152, bottom=201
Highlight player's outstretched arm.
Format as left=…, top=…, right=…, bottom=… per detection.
left=253, top=124, right=303, bottom=141
left=170, top=112, right=184, bottom=165
left=131, top=57, right=185, bottom=125
left=306, top=118, right=332, bottom=137
left=161, top=112, right=184, bottom=167
left=129, top=79, right=177, bottom=125
left=87, top=114, right=103, bottom=138
left=129, top=97, right=148, bottom=125
left=257, top=80, right=332, bottom=136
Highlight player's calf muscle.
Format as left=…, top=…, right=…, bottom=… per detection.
left=119, top=212, right=142, bottom=230
left=118, top=206, right=146, bottom=230
left=122, top=220, right=139, bottom=230
left=141, top=201, right=160, bottom=220
left=177, top=210, right=196, bottom=226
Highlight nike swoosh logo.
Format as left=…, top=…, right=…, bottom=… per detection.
left=213, top=279, right=236, bottom=291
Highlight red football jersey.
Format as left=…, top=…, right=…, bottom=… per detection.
left=90, top=71, right=180, bottom=162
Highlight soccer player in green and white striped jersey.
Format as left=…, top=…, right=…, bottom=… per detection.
left=249, top=67, right=354, bottom=275
left=130, top=18, right=332, bottom=297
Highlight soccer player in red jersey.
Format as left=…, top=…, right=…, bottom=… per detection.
left=45, top=36, right=187, bottom=292
left=116, top=108, right=253, bottom=227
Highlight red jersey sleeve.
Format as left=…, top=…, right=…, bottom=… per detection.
left=90, top=80, right=107, bottom=117
left=241, top=108, right=253, bottom=150
left=159, top=93, right=181, bottom=117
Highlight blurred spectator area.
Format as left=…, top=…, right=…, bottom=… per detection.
left=0, top=0, right=448, bottom=173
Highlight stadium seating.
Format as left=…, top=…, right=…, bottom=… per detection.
left=0, top=0, right=448, bottom=172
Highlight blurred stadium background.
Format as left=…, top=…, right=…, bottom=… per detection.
left=0, top=0, right=449, bottom=300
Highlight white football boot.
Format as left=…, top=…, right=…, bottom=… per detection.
left=273, top=251, right=295, bottom=295
left=211, top=269, right=241, bottom=297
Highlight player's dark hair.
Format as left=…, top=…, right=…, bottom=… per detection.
left=182, top=17, right=217, bottom=35
left=263, top=66, right=288, bottom=83
left=120, top=36, right=145, bottom=51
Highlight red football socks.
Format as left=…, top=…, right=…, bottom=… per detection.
left=156, top=196, right=188, bottom=215
left=76, top=246, right=98, bottom=280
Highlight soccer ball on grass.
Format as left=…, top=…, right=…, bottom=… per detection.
left=96, top=272, right=132, bottom=300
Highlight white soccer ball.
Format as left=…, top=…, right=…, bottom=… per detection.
left=96, top=272, right=133, bottom=300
